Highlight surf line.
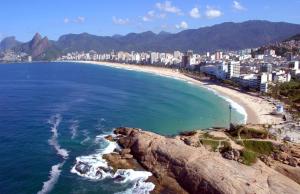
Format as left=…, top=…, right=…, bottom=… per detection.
left=37, top=114, right=69, bottom=194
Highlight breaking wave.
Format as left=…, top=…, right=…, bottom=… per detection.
left=70, top=120, right=79, bottom=139
left=37, top=162, right=64, bottom=194
left=71, top=135, right=155, bottom=194
left=80, top=129, right=91, bottom=145
left=48, top=114, right=69, bottom=159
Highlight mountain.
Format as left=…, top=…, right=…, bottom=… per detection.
left=13, top=33, right=59, bottom=59
left=4, top=20, right=300, bottom=60
left=53, top=20, right=300, bottom=53
left=285, top=33, right=300, bottom=42
left=0, top=36, right=22, bottom=52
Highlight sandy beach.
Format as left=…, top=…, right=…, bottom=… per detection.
left=73, top=60, right=283, bottom=125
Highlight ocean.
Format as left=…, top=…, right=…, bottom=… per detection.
left=0, top=62, right=245, bottom=194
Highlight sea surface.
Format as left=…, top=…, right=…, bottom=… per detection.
left=0, top=62, right=245, bottom=194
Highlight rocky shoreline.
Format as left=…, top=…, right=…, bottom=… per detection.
left=103, top=126, right=300, bottom=194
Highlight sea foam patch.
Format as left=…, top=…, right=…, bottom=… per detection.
left=37, top=163, right=64, bottom=194
left=80, top=129, right=91, bottom=145
left=37, top=114, right=70, bottom=194
left=48, top=114, right=69, bottom=159
left=70, top=120, right=79, bottom=139
left=71, top=135, right=155, bottom=194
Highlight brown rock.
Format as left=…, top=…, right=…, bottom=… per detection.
left=222, top=150, right=234, bottom=160
left=114, top=128, right=300, bottom=194
left=287, top=157, right=298, bottom=167
left=104, top=135, right=113, bottom=142
left=275, top=163, right=300, bottom=184
left=280, top=144, right=290, bottom=152
left=120, top=148, right=131, bottom=155
left=122, top=154, right=133, bottom=159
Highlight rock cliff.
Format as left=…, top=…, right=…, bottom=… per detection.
left=112, top=127, right=300, bottom=194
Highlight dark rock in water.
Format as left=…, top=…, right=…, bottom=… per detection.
left=97, top=166, right=113, bottom=174
left=113, top=148, right=121, bottom=153
left=114, top=174, right=126, bottom=182
left=75, top=162, right=91, bottom=174
left=95, top=170, right=103, bottom=178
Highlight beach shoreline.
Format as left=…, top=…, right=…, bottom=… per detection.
left=69, top=60, right=283, bottom=125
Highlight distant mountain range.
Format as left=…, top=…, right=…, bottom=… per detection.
left=1, top=20, right=300, bottom=60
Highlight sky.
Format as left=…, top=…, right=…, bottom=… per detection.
left=0, top=0, right=300, bottom=41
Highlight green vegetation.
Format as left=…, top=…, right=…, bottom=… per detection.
left=227, top=125, right=269, bottom=139
left=237, top=140, right=275, bottom=155
left=222, top=79, right=239, bottom=88
left=200, top=139, right=231, bottom=152
left=201, top=132, right=227, bottom=140
left=240, top=149, right=257, bottom=165
left=200, top=139, right=219, bottom=151
left=270, top=79, right=300, bottom=117
left=199, top=132, right=231, bottom=151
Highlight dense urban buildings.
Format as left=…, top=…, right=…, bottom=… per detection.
left=57, top=48, right=300, bottom=93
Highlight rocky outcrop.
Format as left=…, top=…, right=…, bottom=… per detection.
left=13, top=33, right=51, bottom=58
left=113, top=127, right=300, bottom=194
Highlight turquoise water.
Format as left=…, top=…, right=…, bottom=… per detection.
left=0, top=62, right=244, bottom=194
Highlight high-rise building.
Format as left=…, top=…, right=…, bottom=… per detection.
left=289, top=61, right=299, bottom=70
left=174, top=51, right=181, bottom=59
left=228, top=61, right=240, bottom=78
left=264, top=49, right=276, bottom=56
left=215, top=51, right=223, bottom=60
left=150, top=52, right=159, bottom=64
left=260, top=63, right=273, bottom=73
left=181, top=50, right=194, bottom=68
left=28, top=56, right=32, bottom=62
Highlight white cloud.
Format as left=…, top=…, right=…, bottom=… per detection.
left=189, top=7, right=201, bottom=18
left=233, top=1, right=245, bottom=11
left=142, top=10, right=166, bottom=22
left=112, top=16, right=130, bottom=25
left=63, top=18, right=70, bottom=24
left=176, top=21, right=188, bottom=29
left=156, top=1, right=182, bottom=15
left=142, top=10, right=155, bottom=22
left=75, top=16, right=85, bottom=23
left=205, top=6, right=222, bottom=18
left=64, top=16, right=85, bottom=24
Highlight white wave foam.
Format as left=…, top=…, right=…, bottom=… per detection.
left=192, top=85, right=247, bottom=124
left=71, top=136, right=117, bottom=179
left=71, top=135, right=155, bottom=193
left=80, top=129, right=91, bottom=145
left=114, top=170, right=155, bottom=194
left=221, top=96, right=248, bottom=123
left=70, top=120, right=79, bottom=139
left=37, top=162, right=64, bottom=194
left=48, top=114, right=69, bottom=159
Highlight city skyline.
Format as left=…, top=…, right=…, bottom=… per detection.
left=1, top=0, right=300, bottom=41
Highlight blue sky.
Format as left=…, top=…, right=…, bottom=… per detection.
left=1, top=0, right=300, bottom=41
